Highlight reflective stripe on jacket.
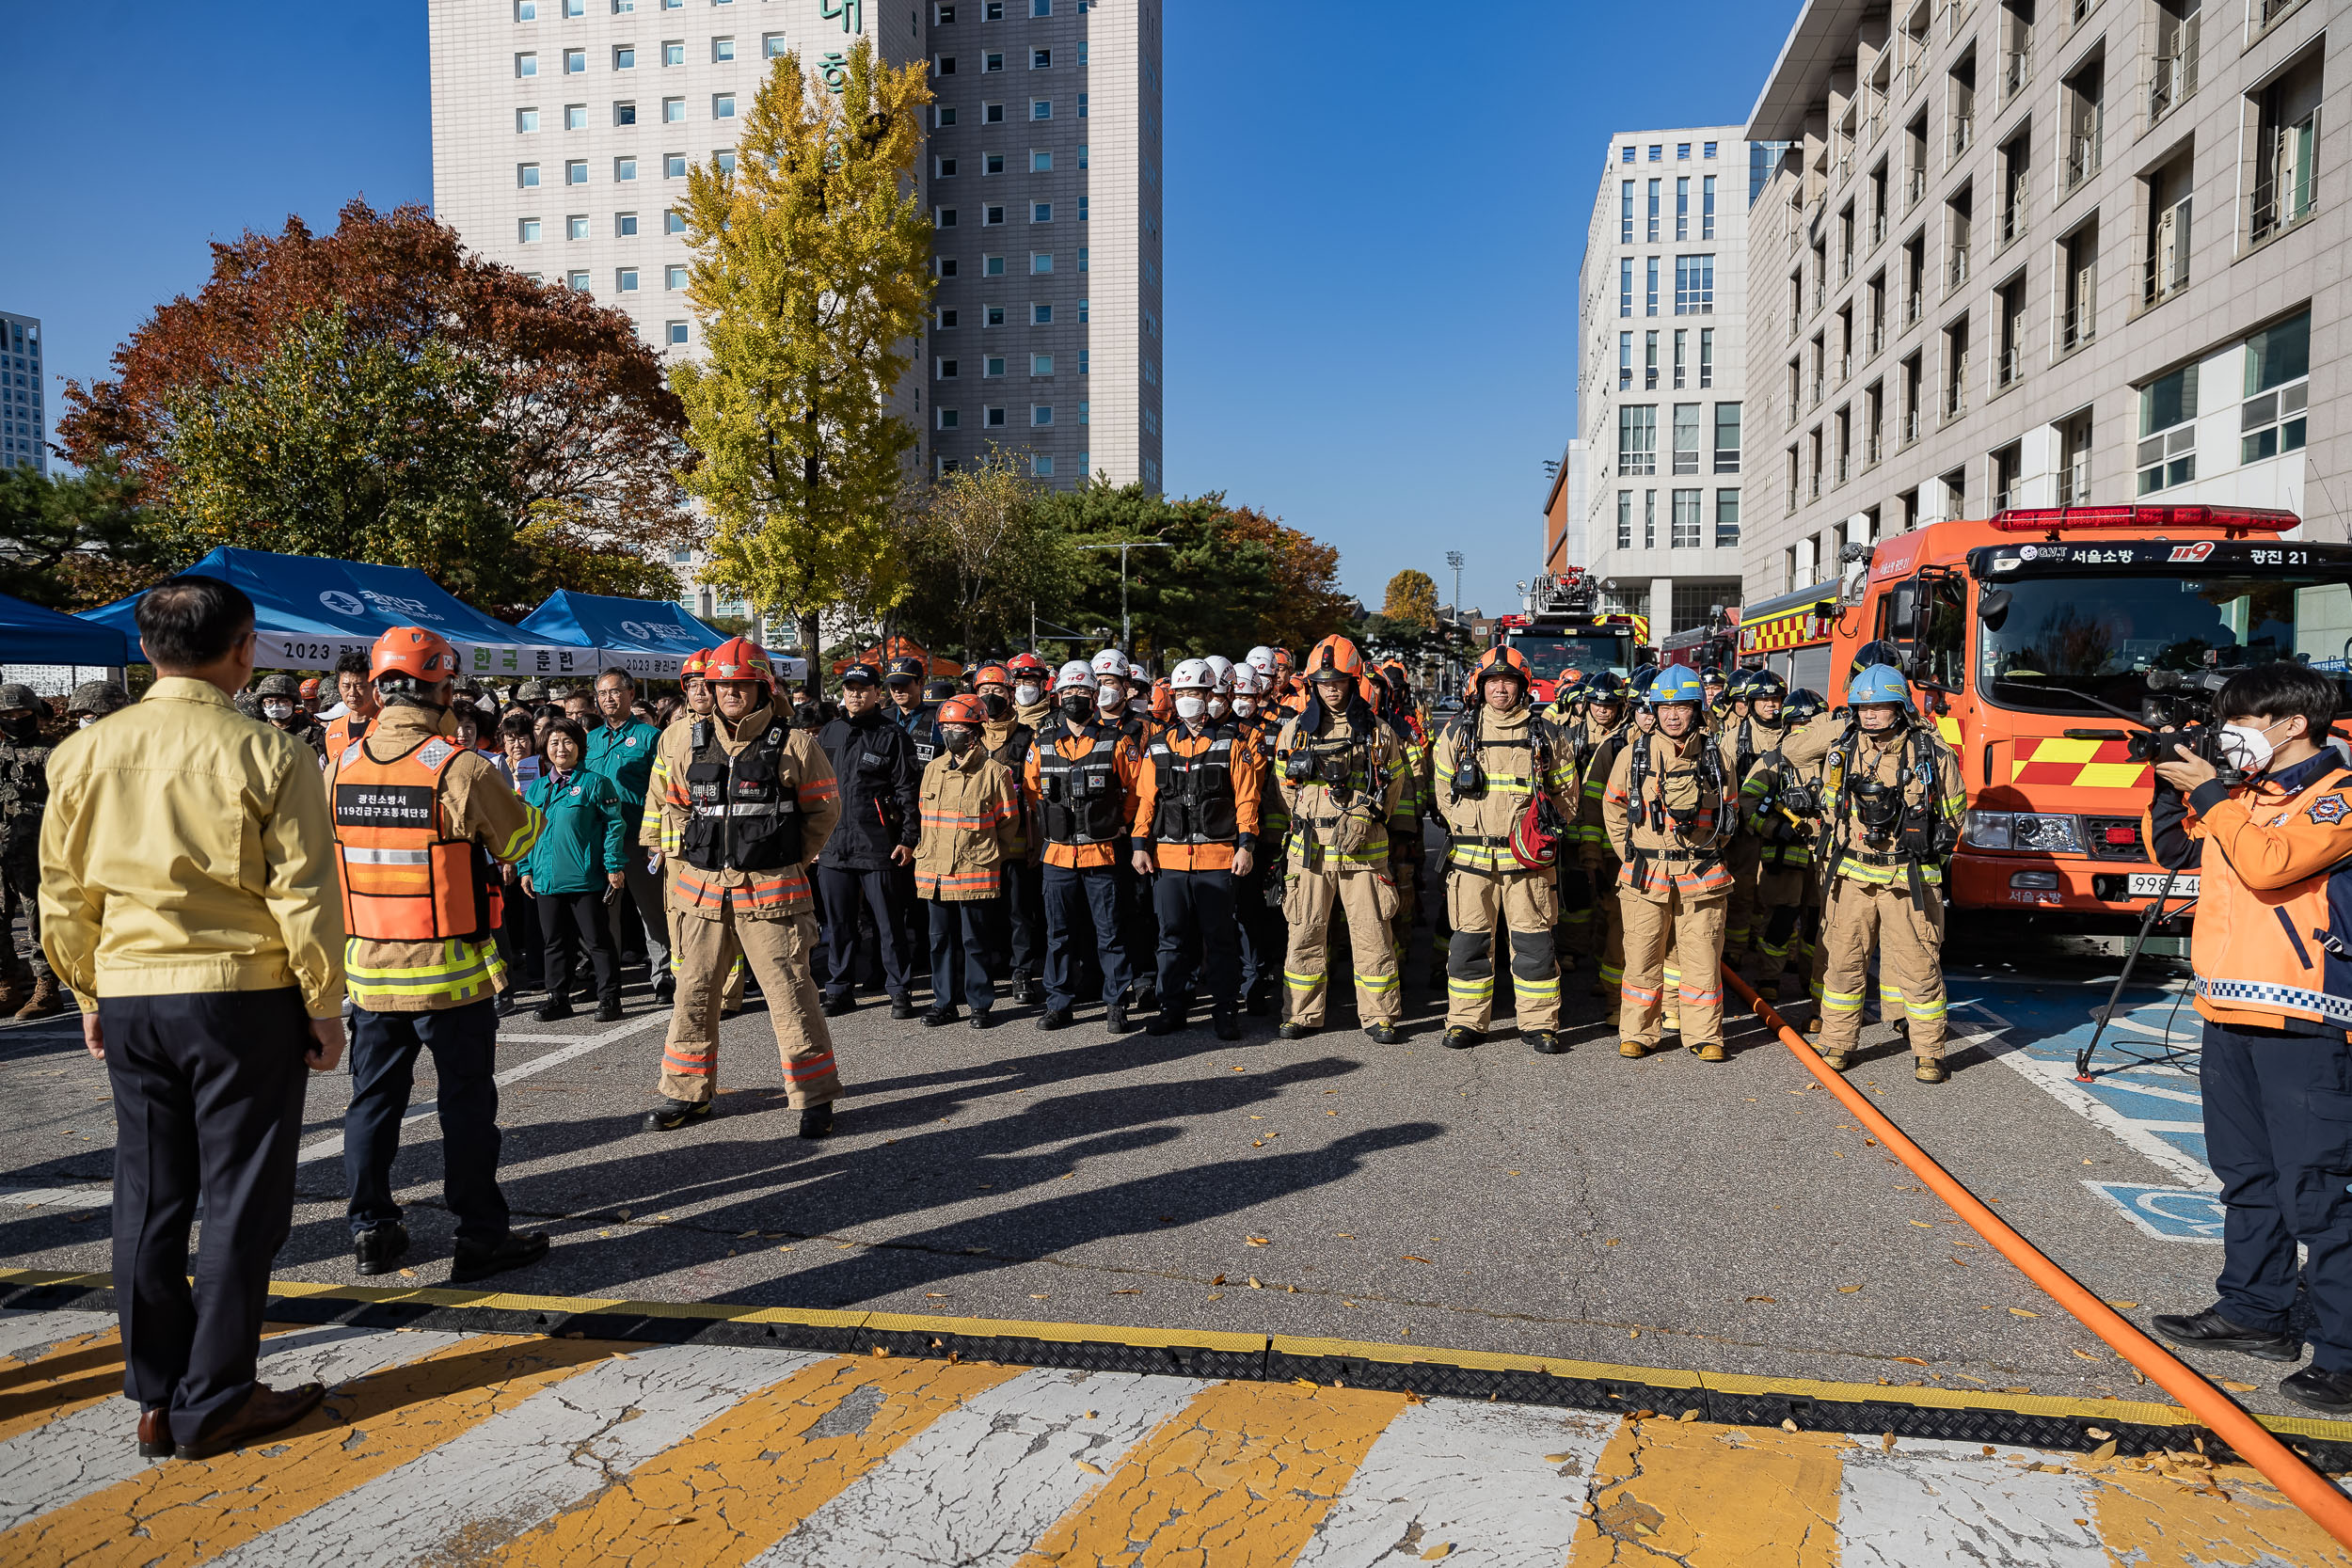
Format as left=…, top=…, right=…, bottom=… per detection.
left=914, top=749, right=1023, bottom=900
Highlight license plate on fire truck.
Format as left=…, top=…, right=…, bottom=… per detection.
left=2125, top=873, right=2198, bottom=898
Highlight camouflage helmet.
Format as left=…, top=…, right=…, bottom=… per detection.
left=254, top=674, right=304, bottom=699
left=0, top=683, right=39, bottom=712
left=517, top=680, right=551, bottom=702
left=67, top=681, right=131, bottom=716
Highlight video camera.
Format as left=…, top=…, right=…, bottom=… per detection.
left=2125, top=669, right=2233, bottom=768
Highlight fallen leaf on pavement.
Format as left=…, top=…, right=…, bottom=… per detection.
left=1908, top=1221, right=1934, bottom=1229
left=1780, top=1418, right=1799, bottom=1433
left=1880, top=1433, right=1897, bottom=1451
left=1109, top=1289, right=1140, bottom=1295
left=926, top=1292, right=948, bottom=1299
left=2106, top=1300, right=2138, bottom=1309
left=399, top=1268, right=418, bottom=1278
left=1248, top=1277, right=1263, bottom=1289
left=1893, top=1356, right=1929, bottom=1366
left=2070, top=1347, right=2101, bottom=1361
left=1838, top=1285, right=1866, bottom=1292
left=2008, top=1307, right=2041, bottom=1319
left=737, top=1230, right=757, bottom=1239
left=1246, top=1236, right=1271, bottom=1246
left=1403, top=1255, right=1434, bottom=1264
left=1211, top=1274, right=1227, bottom=1286
left=1075, top=1460, right=1105, bottom=1475
left=1205, top=1291, right=1224, bottom=1301
left=1746, top=1295, right=1777, bottom=1304
left=2089, top=1440, right=2119, bottom=1460
left=1335, top=1232, right=1355, bottom=1239
left=1677, top=1409, right=1699, bottom=1422
left=1422, top=1544, right=1453, bottom=1560
left=2220, top=1379, right=2258, bottom=1392
left=2085, top=1428, right=2112, bottom=1440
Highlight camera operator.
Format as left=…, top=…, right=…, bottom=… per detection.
left=2146, top=661, right=2352, bottom=1414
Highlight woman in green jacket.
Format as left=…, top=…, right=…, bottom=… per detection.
left=520, top=719, right=628, bottom=1022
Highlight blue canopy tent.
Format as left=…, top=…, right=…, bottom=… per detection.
left=78, top=547, right=580, bottom=681
left=517, top=590, right=810, bottom=683
left=0, top=590, right=131, bottom=667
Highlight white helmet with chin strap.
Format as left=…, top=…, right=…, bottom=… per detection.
left=1245, top=645, right=1278, bottom=679
left=1202, top=654, right=1235, bottom=693
left=1055, top=658, right=1093, bottom=689
left=1089, top=648, right=1131, bottom=681
left=1170, top=657, right=1216, bottom=690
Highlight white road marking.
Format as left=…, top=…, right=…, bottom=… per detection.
left=0, top=1323, right=469, bottom=1528
left=2086, top=1077, right=2204, bottom=1107
left=1835, top=1435, right=2106, bottom=1568
left=0, top=1180, right=108, bottom=1211
left=205, top=1340, right=827, bottom=1568
left=0, top=1307, right=113, bottom=1360
left=1288, top=1398, right=1615, bottom=1568
left=754, top=1367, right=1202, bottom=1568
left=1958, top=1013, right=2215, bottom=1186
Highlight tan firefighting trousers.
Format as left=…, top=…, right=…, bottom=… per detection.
left=1588, top=856, right=1624, bottom=999
left=661, top=908, right=839, bottom=1107
left=1445, top=868, right=1561, bottom=1033
left=1283, top=863, right=1403, bottom=1026
left=1618, top=885, right=1727, bottom=1050
left=1817, top=877, right=1949, bottom=1059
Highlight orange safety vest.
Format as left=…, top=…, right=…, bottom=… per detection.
left=2191, top=766, right=2352, bottom=1034
left=333, top=734, right=492, bottom=942
left=323, top=712, right=372, bottom=771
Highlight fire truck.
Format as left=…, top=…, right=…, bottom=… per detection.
left=1766, top=502, right=2351, bottom=927
left=1491, top=570, right=1651, bottom=702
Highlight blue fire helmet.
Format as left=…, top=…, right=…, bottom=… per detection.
left=1849, top=664, right=1913, bottom=707
left=1649, top=666, right=1706, bottom=706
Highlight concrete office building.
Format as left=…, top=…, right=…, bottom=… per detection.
left=1542, top=437, right=1587, bottom=574
left=1574, top=127, right=1753, bottom=636
left=1745, top=0, right=2346, bottom=604
left=427, top=0, right=1162, bottom=625
left=0, top=312, right=45, bottom=476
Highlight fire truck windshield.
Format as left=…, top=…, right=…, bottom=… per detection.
left=1504, top=633, right=1629, bottom=680
left=1979, top=571, right=2352, bottom=714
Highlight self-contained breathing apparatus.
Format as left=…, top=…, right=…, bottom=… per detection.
left=1616, top=730, right=1730, bottom=890
left=1444, top=704, right=1570, bottom=871
left=1819, top=721, right=1958, bottom=903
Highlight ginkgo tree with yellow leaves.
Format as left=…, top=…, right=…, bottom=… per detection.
left=672, top=39, right=933, bottom=657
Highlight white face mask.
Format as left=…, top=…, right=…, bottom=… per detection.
left=1174, top=695, right=1207, bottom=720
left=262, top=701, right=295, bottom=721
left=77, top=716, right=96, bottom=729
left=1014, top=683, right=1042, bottom=706
left=1208, top=696, right=1231, bottom=719
left=2219, top=717, right=2295, bottom=775
left=1232, top=696, right=1256, bottom=718
left=1096, top=683, right=1126, bottom=712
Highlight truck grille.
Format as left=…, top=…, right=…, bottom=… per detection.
left=2083, top=816, right=2148, bottom=862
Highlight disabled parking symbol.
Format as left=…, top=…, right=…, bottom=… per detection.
left=2085, top=1180, right=2226, bottom=1243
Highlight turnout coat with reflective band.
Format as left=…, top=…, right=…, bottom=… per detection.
left=914, top=748, right=1024, bottom=900
left=1779, top=716, right=1966, bottom=888
left=1021, top=718, right=1142, bottom=870
left=644, top=702, right=840, bottom=919
left=1274, top=702, right=1409, bottom=869
left=1572, top=717, right=1633, bottom=856
left=1600, top=728, right=1735, bottom=898
left=1738, top=736, right=1825, bottom=871
left=1133, top=721, right=1262, bottom=872
left=1432, top=703, right=1577, bottom=875
left=335, top=705, right=544, bottom=1013
left=2171, top=759, right=2352, bottom=1036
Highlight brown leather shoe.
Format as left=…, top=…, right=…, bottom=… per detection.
left=172, top=1381, right=325, bottom=1461
left=137, top=1405, right=171, bottom=1459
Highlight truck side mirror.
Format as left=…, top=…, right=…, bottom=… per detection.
left=1977, top=586, right=2012, bottom=628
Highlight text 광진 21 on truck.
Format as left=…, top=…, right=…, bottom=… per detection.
left=1490, top=569, right=1650, bottom=702
left=1817, top=503, right=2352, bottom=929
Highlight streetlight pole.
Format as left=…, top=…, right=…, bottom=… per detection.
left=1445, top=550, right=1465, bottom=693
left=1075, top=540, right=1172, bottom=658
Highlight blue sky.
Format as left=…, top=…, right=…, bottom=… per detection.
left=2, top=0, right=1797, bottom=616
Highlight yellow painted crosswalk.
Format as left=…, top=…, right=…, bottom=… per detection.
left=0, top=1306, right=2347, bottom=1567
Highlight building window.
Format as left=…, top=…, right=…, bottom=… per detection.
left=564, top=47, right=586, bottom=72
left=937, top=207, right=959, bottom=227
left=1698, top=327, right=1714, bottom=388
left=1078, top=92, right=1089, bottom=117
left=1702, top=175, right=1716, bottom=239
left=519, top=217, right=543, bottom=243
left=1620, top=181, right=1634, bottom=244
left=2145, top=153, right=2193, bottom=304
left=616, top=211, right=639, bottom=234
left=1033, top=454, right=1056, bottom=477
left=936, top=156, right=959, bottom=177
left=1619, top=259, right=1632, bottom=318
left=519, top=163, right=542, bottom=186
left=662, top=40, right=684, bottom=65
left=1713, top=404, right=1741, bottom=473
left=614, top=45, right=637, bottom=69
left=1032, top=404, right=1054, bottom=425
left=1673, top=329, right=1687, bottom=389
left=2137, top=364, right=2198, bottom=493
left=1078, top=349, right=1089, bottom=373
left=1704, top=141, right=1718, bottom=158
left=982, top=254, right=1006, bottom=276
left=984, top=103, right=1005, bottom=122
left=1674, top=255, right=1714, bottom=314
left=516, top=107, right=541, bottom=132
left=663, top=95, right=684, bottom=120
left=983, top=205, right=1005, bottom=225
left=617, top=268, right=640, bottom=292
left=1648, top=144, right=1663, bottom=162
left=711, top=36, right=734, bottom=61
left=568, top=214, right=590, bottom=239
left=1031, top=252, right=1053, bottom=273
left=517, top=0, right=537, bottom=17
left=566, top=270, right=591, bottom=290
left=1078, top=402, right=1089, bottom=423
left=1677, top=143, right=1692, bottom=160
left=1715, top=489, right=1740, bottom=546
left=713, top=93, right=736, bottom=118
left=984, top=356, right=1006, bottom=376
left=1032, top=0, right=1051, bottom=14
left=566, top=159, right=588, bottom=183
left=1031, top=150, right=1053, bottom=172
left=665, top=152, right=687, bottom=176
left=615, top=157, right=638, bottom=181
left=1618, top=331, right=1632, bottom=390
left=937, top=408, right=959, bottom=429
left=984, top=51, right=1004, bottom=71
left=1079, top=247, right=1089, bottom=271
left=1032, top=354, right=1053, bottom=375
left=766, top=32, right=787, bottom=55
left=936, top=307, right=958, bottom=328
left=1032, top=48, right=1051, bottom=68
left=1032, top=304, right=1052, bottom=325
left=714, top=150, right=736, bottom=173
left=1622, top=146, right=1636, bottom=165
left=985, top=305, right=1006, bottom=326
left=1675, top=176, right=1689, bottom=240
left=984, top=406, right=1007, bottom=426
left=1616, top=491, right=1634, bottom=548
left=984, top=152, right=1005, bottom=174
left=1645, top=257, right=1660, bottom=316
left=565, top=103, right=588, bottom=129
left=1032, top=202, right=1052, bottom=222
left=1645, top=330, right=1659, bottom=389
left=1646, top=179, right=1661, bottom=242
left=1032, top=100, right=1051, bottom=119
left=666, top=209, right=687, bottom=232
left=1618, top=405, right=1658, bottom=475
left=665, top=264, right=687, bottom=288
left=1645, top=490, right=1657, bottom=549
left=1673, top=404, right=1702, bottom=475
left=937, top=356, right=960, bottom=378
left=1671, top=489, right=1703, bottom=547
left=2242, top=310, right=2311, bottom=463
left=614, top=101, right=637, bottom=126
left=517, top=52, right=540, bottom=77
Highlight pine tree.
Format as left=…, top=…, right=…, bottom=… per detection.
left=674, top=40, right=934, bottom=658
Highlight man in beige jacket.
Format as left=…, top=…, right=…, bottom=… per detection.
left=41, top=576, right=346, bottom=1462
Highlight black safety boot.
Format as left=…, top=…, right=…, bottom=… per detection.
left=642, top=1097, right=713, bottom=1132
left=1525, top=1031, right=1567, bottom=1055
left=354, top=1221, right=409, bottom=1276
left=1105, top=1003, right=1136, bottom=1034
left=595, top=998, right=625, bottom=1023
left=1037, top=1007, right=1073, bottom=1031
left=1363, top=1022, right=1400, bottom=1045
left=1212, top=1012, right=1242, bottom=1041
left=890, top=996, right=919, bottom=1021
left=922, top=1005, right=960, bottom=1026
left=2281, top=1366, right=2352, bottom=1414
left=452, top=1231, right=549, bottom=1284
left=1277, top=1021, right=1315, bottom=1039
left=1443, top=1026, right=1482, bottom=1051
left=798, top=1102, right=835, bottom=1139
left=2150, top=1307, right=2302, bottom=1362
left=1146, top=1010, right=1188, bottom=1037
left=1010, top=971, right=1041, bottom=1006
left=820, top=992, right=854, bottom=1017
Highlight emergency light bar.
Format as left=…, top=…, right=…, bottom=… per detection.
left=1986, top=504, right=2299, bottom=534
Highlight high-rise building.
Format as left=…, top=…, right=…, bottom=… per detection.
left=0, top=311, right=46, bottom=476
left=1744, top=0, right=2341, bottom=604
left=426, top=0, right=1163, bottom=623
left=1542, top=437, right=1586, bottom=575
left=1572, top=128, right=1752, bottom=637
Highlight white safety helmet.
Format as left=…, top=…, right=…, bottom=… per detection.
left=1202, top=654, right=1235, bottom=693
left=1230, top=665, right=1263, bottom=697
left=1170, top=657, right=1216, bottom=691
left=1245, top=645, right=1279, bottom=679
left=1089, top=647, right=1130, bottom=680
left=1055, top=658, right=1093, bottom=689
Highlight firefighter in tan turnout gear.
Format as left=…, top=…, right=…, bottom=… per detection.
left=1433, top=646, right=1577, bottom=1054
left=642, top=637, right=845, bottom=1137
left=1601, top=665, right=1735, bottom=1062
left=1777, top=662, right=1968, bottom=1082
left=1273, top=635, right=1410, bottom=1043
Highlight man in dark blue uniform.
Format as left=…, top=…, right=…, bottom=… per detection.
left=814, top=664, right=922, bottom=1018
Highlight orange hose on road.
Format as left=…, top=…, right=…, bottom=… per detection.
left=1722, top=965, right=2352, bottom=1547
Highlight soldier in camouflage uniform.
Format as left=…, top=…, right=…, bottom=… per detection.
left=0, top=683, right=57, bottom=1017
left=66, top=681, right=130, bottom=728
left=255, top=673, right=328, bottom=760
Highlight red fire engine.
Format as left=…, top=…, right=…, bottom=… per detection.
left=1490, top=570, right=1652, bottom=703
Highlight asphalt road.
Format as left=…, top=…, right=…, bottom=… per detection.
left=0, top=898, right=2309, bottom=1418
